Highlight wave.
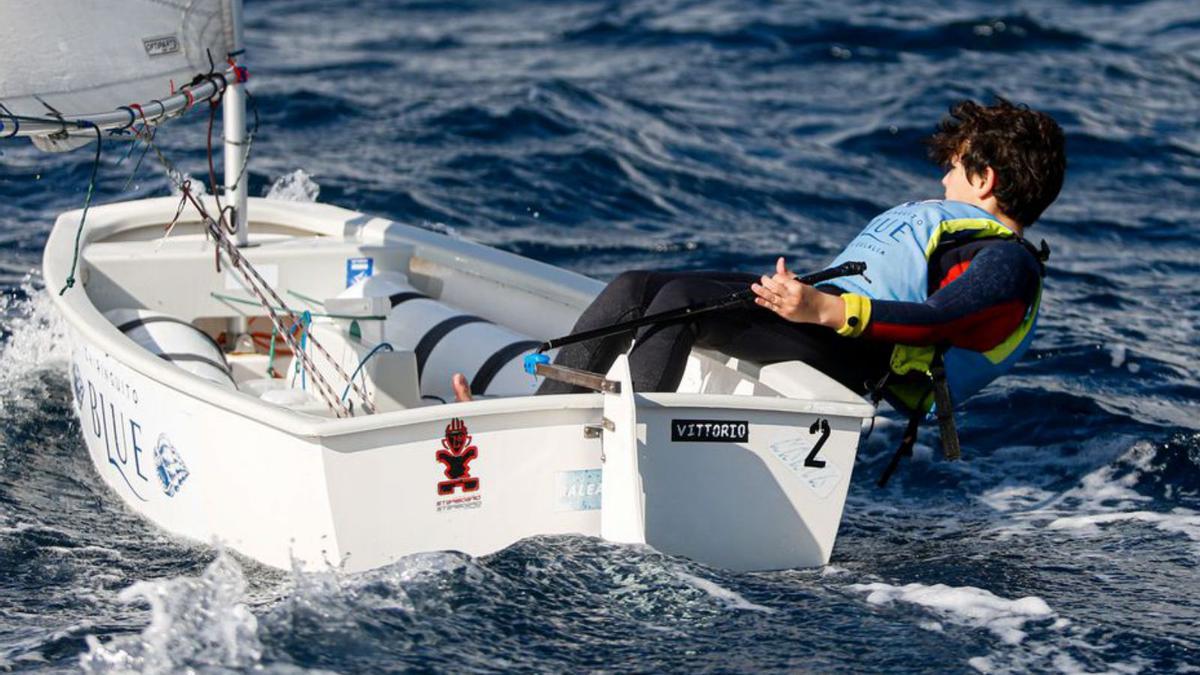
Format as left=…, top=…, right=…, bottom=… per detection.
left=562, top=13, right=1091, bottom=55
left=423, top=103, right=578, bottom=143
left=255, top=89, right=366, bottom=130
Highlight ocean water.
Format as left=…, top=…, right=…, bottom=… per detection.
left=2, top=0, right=1199, bottom=672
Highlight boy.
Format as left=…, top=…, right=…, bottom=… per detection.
left=454, top=98, right=1066, bottom=414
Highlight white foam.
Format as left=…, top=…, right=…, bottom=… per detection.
left=1048, top=508, right=1200, bottom=540
left=672, top=570, right=776, bottom=614
left=79, top=552, right=262, bottom=673
left=1070, top=451, right=1151, bottom=509
left=850, top=582, right=1053, bottom=645
left=977, top=485, right=1057, bottom=514
left=0, top=275, right=68, bottom=408
left=969, top=640, right=1148, bottom=674
left=820, top=564, right=850, bottom=577
left=980, top=439, right=1200, bottom=551
left=264, top=169, right=320, bottom=203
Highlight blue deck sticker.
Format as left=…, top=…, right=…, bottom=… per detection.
left=346, top=257, right=374, bottom=287
left=556, top=469, right=602, bottom=511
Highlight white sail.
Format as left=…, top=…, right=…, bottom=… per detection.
left=0, top=0, right=238, bottom=147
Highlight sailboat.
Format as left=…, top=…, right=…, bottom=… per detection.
left=3, top=0, right=873, bottom=573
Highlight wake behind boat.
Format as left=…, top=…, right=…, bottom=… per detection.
left=7, top=0, right=873, bottom=573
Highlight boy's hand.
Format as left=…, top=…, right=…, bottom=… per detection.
left=751, top=257, right=846, bottom=329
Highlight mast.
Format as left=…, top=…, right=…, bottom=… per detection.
left=223, top=0, right=249, bottom=246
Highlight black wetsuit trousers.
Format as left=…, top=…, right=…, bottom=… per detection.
left=536, top=270, right=893, bottom=395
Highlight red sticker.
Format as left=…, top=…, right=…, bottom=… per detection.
left=436, top=418, right=479, bottom=495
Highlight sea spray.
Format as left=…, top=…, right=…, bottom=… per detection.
left=79, top=552, right=262, bottom=674
left=166, top=170, right=207, bottom=196
left=265, top=169, right=320, bottom=203
left=0, top=273, right=68, bottom=415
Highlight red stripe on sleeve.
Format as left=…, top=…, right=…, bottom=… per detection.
left=940, top=260, right=972, bottom=288
left=863, top=299, right=1028, bottom=350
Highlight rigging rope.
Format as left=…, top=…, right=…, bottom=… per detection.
left=41, top=58, right=375, bottom=417
left=120, top=126, right=156, bottom=192
left=173, top=182, right=357, bottom=417
left=120, top=104, right=156, bottom=191
left=58, top=123, right=103, bottom=295
left=177, top=180, right=377, bottom=417
left=196, top=194, right=350, bottom=413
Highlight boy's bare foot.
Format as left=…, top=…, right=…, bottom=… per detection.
left=451, top=372, right=473, bottom=402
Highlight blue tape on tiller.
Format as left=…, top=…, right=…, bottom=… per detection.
left=524, top=353, right=550, bottom=375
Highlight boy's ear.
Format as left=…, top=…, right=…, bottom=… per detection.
left=973, top=165, right=997, bottom=199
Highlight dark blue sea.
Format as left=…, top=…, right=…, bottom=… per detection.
left=2, top=0, right=1199, bottom=671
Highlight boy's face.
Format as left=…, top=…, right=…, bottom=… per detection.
left=941, top=157, right=983, bottom=203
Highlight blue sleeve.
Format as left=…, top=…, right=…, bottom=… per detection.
left=863, top=242, right=1041, bottom=348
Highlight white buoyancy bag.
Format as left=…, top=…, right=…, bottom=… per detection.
left=339, top=272, right=546, bottom=402
left=105, top=309, right=235, bottom=389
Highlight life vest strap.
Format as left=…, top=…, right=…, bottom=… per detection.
left=876, top=348, right=962, bottom=487
left=930, top=351, right=961, bottom=461
left=877, top=406, right=922, bottom=488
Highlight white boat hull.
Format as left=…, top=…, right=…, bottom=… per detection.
left=51, top=197, right=873, bottom=573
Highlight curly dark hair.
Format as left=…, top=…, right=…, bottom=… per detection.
left=928, top=98, right=1066, bottom=228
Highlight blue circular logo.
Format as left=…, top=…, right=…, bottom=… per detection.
left=154, top=434, right=191, bottom=497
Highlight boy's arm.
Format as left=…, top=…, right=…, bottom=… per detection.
left=833, top=242, right=1041, bottom=350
